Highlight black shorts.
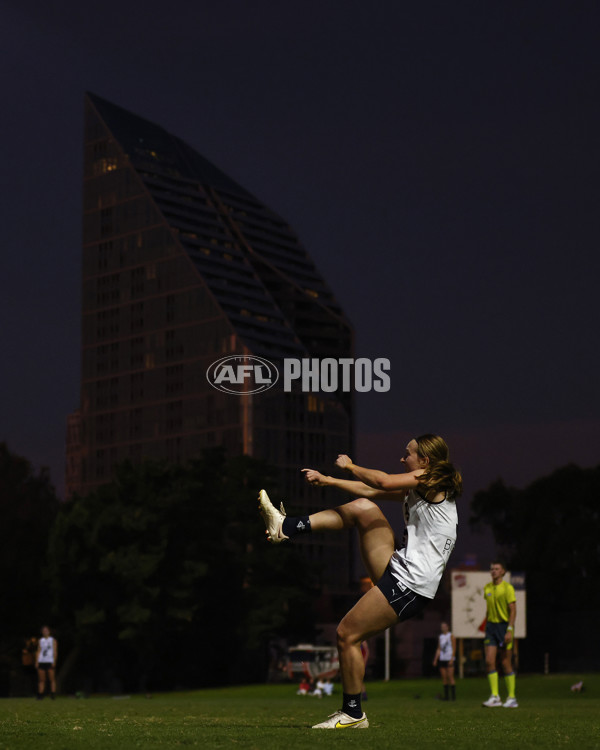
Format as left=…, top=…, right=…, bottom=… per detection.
left=484, top=621, right=513, bottom=650
left=37, top=663, right=54, bottom=671
left=438, top=660, right=453, bottom=668
left=376, top=566, right=429, bottom=621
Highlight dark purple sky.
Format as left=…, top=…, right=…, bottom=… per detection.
left=2, top=1, right=599, bottom=558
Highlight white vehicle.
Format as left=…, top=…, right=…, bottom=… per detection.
left=286, top=644, right=339, bottom=680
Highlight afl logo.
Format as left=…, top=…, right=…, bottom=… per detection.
left=206, top=355, right=279, bottom=395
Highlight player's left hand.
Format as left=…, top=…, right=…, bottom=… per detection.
left=302, top=468, right=327, bottom=486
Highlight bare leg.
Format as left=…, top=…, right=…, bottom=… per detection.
left=37, top=669, right=45, bottom=696
left=485, top=645, right=497, bottom=674
left=448, top=663, right=456, bottom=686
left=501, top=647, right=513, bottom=674
left=310, top=498, right=395, bottom=583
left=335, top=586, right=398, bottom=694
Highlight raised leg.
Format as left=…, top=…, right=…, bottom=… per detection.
left=310, top=498, right=395, bottom=583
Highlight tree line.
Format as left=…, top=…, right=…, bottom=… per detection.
left=3, top=440, right=599, bottom=691
left=0, top=443, right=318, bottom=693
left=470, top=462, right=600, bottom=672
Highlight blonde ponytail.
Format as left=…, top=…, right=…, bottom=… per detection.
left=414, top=434, right=462, bottom=497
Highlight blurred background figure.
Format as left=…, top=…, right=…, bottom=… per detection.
left=482, top=562, right=518, bottom=708
left=312, top=678, right=326, bottom=698
left=433, top=621, right=456, bottom=701
left=35, top=626, right=57, bottom=700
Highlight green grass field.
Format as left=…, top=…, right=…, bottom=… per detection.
left=0, top=675, right=598, bottom=749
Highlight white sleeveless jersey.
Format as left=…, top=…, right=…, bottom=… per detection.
left=388, top=488, right=458, bottom=599
left=39, top=637, right=55, bottom=664
left=439, top=631, right=454, bottom=661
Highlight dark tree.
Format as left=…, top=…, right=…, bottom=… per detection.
left=470, top=463, right=600, bottom=670
left=0, top=443, right=59, bottom=696
left=48, top=451, right=319, bottom=691
left=0, top=443, right=59, bottom=636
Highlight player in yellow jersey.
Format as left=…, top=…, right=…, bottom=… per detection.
left=482, top=561, right=518, bottom=708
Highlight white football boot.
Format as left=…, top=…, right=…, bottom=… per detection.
left=258, top=489, right=288, bottom=543
left=312, top=710, right=369, bottom=729
left=502, top=697, right=519, bottom=708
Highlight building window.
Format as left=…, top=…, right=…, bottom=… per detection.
left=93, top=157, right=118, bottom=176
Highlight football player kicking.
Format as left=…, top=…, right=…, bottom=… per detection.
left=258, top=434, right=461, bottom=729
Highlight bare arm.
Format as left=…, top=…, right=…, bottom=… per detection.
left=302, top=469, right=407, bottom=500
left=35, top=642, right=40, bottom=668
left=335, top=454, right=423, bottom=492
left=433, top=644, right=440, bottom=666
left=53, top=638, right=58, bottom=668
left=505, top=601, right=516, bottom=645
left=451, top=635, right=457, bottom=662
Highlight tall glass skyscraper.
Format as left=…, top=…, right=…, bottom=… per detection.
left=67, top=93, right=354, bottom=591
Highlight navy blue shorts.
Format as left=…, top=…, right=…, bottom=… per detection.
left=484, top=621, right=512, bottom=650
left=376, top=566, right=429, bottom=621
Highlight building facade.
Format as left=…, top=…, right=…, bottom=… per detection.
left=67, top=93, right=354, bottom=591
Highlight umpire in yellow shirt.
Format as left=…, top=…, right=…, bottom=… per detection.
left=482, top=561, right=518, bottom=708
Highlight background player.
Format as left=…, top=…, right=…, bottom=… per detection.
left=433, top=621, right=456, bottom=700
left=482, top=561, right=518, bottom=708
left=35, top=625, right=58, bottom=700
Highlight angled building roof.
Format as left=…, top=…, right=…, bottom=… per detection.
left=86, top=92, right=352, bottom=362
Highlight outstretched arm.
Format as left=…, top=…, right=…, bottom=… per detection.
left=335, top=454, right=423, bottom=492
left=302, top=469, right=406, bottom=500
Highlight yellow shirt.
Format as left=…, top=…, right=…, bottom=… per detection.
left=484, top=580, right=516, bottom=623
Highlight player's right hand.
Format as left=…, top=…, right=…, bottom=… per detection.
left=335, top=454, right=353, bottom=470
